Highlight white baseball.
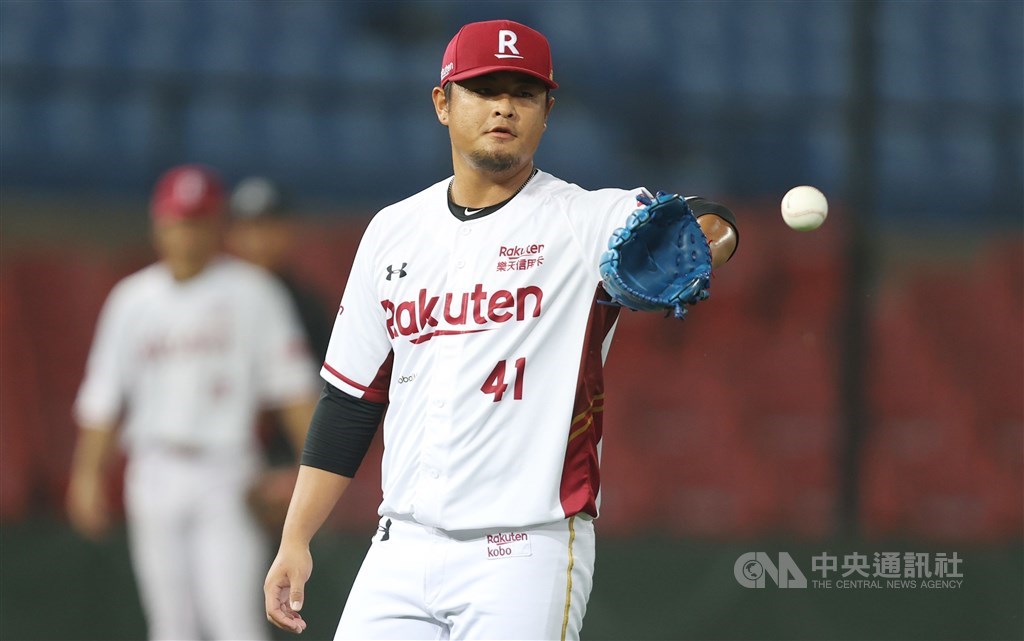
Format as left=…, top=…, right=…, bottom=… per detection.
left=781, top=186, right=828, bottom=231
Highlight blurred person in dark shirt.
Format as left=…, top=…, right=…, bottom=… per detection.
left=228, top=177, right=331, bottom=364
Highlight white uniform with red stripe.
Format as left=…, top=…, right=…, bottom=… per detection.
left=322, top=170, right=653, bottom=640
left=75, top=255, right=317, bottom=641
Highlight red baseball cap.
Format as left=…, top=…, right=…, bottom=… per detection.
left=440, top=20, right=558, bottom=90
left=150, top=164, right=225, bottom=222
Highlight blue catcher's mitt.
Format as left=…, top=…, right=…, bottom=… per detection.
left=599, top=191, right=712, bottom=319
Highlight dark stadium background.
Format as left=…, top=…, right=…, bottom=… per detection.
left=1, top=2, right=1021, bottom=640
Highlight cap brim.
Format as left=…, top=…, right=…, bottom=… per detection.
left=445, top=65, right=558, bottom=90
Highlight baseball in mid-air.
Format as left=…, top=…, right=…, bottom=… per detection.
left=781, top=185, right=828, bottom=231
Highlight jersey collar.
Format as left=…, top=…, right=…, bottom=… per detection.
left=446, top=168, right=539, bottom=222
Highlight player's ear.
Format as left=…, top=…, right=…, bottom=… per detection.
left=544, top=94, right=555, bottom=123
left=432, top=87, right=449, bottom=127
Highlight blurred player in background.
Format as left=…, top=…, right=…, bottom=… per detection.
left=227, top=176, right=331, bottom=362
left=264, top=19, right=738, bottom=640
left=227, top=176, right=333, bottom=528
left=66, top=164, right=319, bottom=641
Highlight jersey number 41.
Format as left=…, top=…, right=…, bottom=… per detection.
left=481, top=357, right=526, bottom=402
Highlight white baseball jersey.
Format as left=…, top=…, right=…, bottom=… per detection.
left=322, top=170, right=653, bottom=531
left=75, top=255, right=318, bottom=453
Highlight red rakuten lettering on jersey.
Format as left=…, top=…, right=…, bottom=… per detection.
left=382, top=284, right=543, bottom=342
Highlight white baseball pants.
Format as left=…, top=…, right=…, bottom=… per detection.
left=335, top=515, right=595, bottom=641
left=124, top=447, right=269, bottom=641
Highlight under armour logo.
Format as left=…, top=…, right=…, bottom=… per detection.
left=386, top=263, right=407, bottom=280
left=378, top=518, right=392, bottom=541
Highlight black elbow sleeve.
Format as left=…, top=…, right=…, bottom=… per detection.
left=301, top=383, right=386, bottom=478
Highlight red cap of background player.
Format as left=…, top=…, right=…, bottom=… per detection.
left=150, top=164, right=225, bottom=222
left=440, top=20, right=558, bottom=90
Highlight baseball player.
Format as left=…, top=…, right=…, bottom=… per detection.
left=264, top=19, right=738, bottom=641
left=66, top=164, right=319, bottom=641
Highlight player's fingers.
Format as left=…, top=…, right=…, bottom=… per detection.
left=266, top=603, right=305, bottom=633
left=265, top=587, right=306, bottom=633
left=288, top=569, right=306, bottom=612
left=264, top=571, right=292, bottom=628
left=265, top=566, right=308, bottom=634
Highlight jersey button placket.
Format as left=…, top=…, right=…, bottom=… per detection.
left=416, top=223, right=474, bottom=524
left=417, top=386, right=451, bottom=525
left=452, top=224, right=474, bottom=276
left=414, top=339, right=447, bottom=512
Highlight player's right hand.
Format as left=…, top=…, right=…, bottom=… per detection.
left=65, top=471, right=111, bottom=541
left=264, top=542, right=312, bottom=634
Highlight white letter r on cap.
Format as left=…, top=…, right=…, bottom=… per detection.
left=496, top=30, right=522, bottom=58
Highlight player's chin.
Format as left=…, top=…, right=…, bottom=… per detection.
left=469, top=149, right=520, bottom=174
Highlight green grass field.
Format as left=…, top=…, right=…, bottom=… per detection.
left=1, top=518, right=1020, bottom=641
